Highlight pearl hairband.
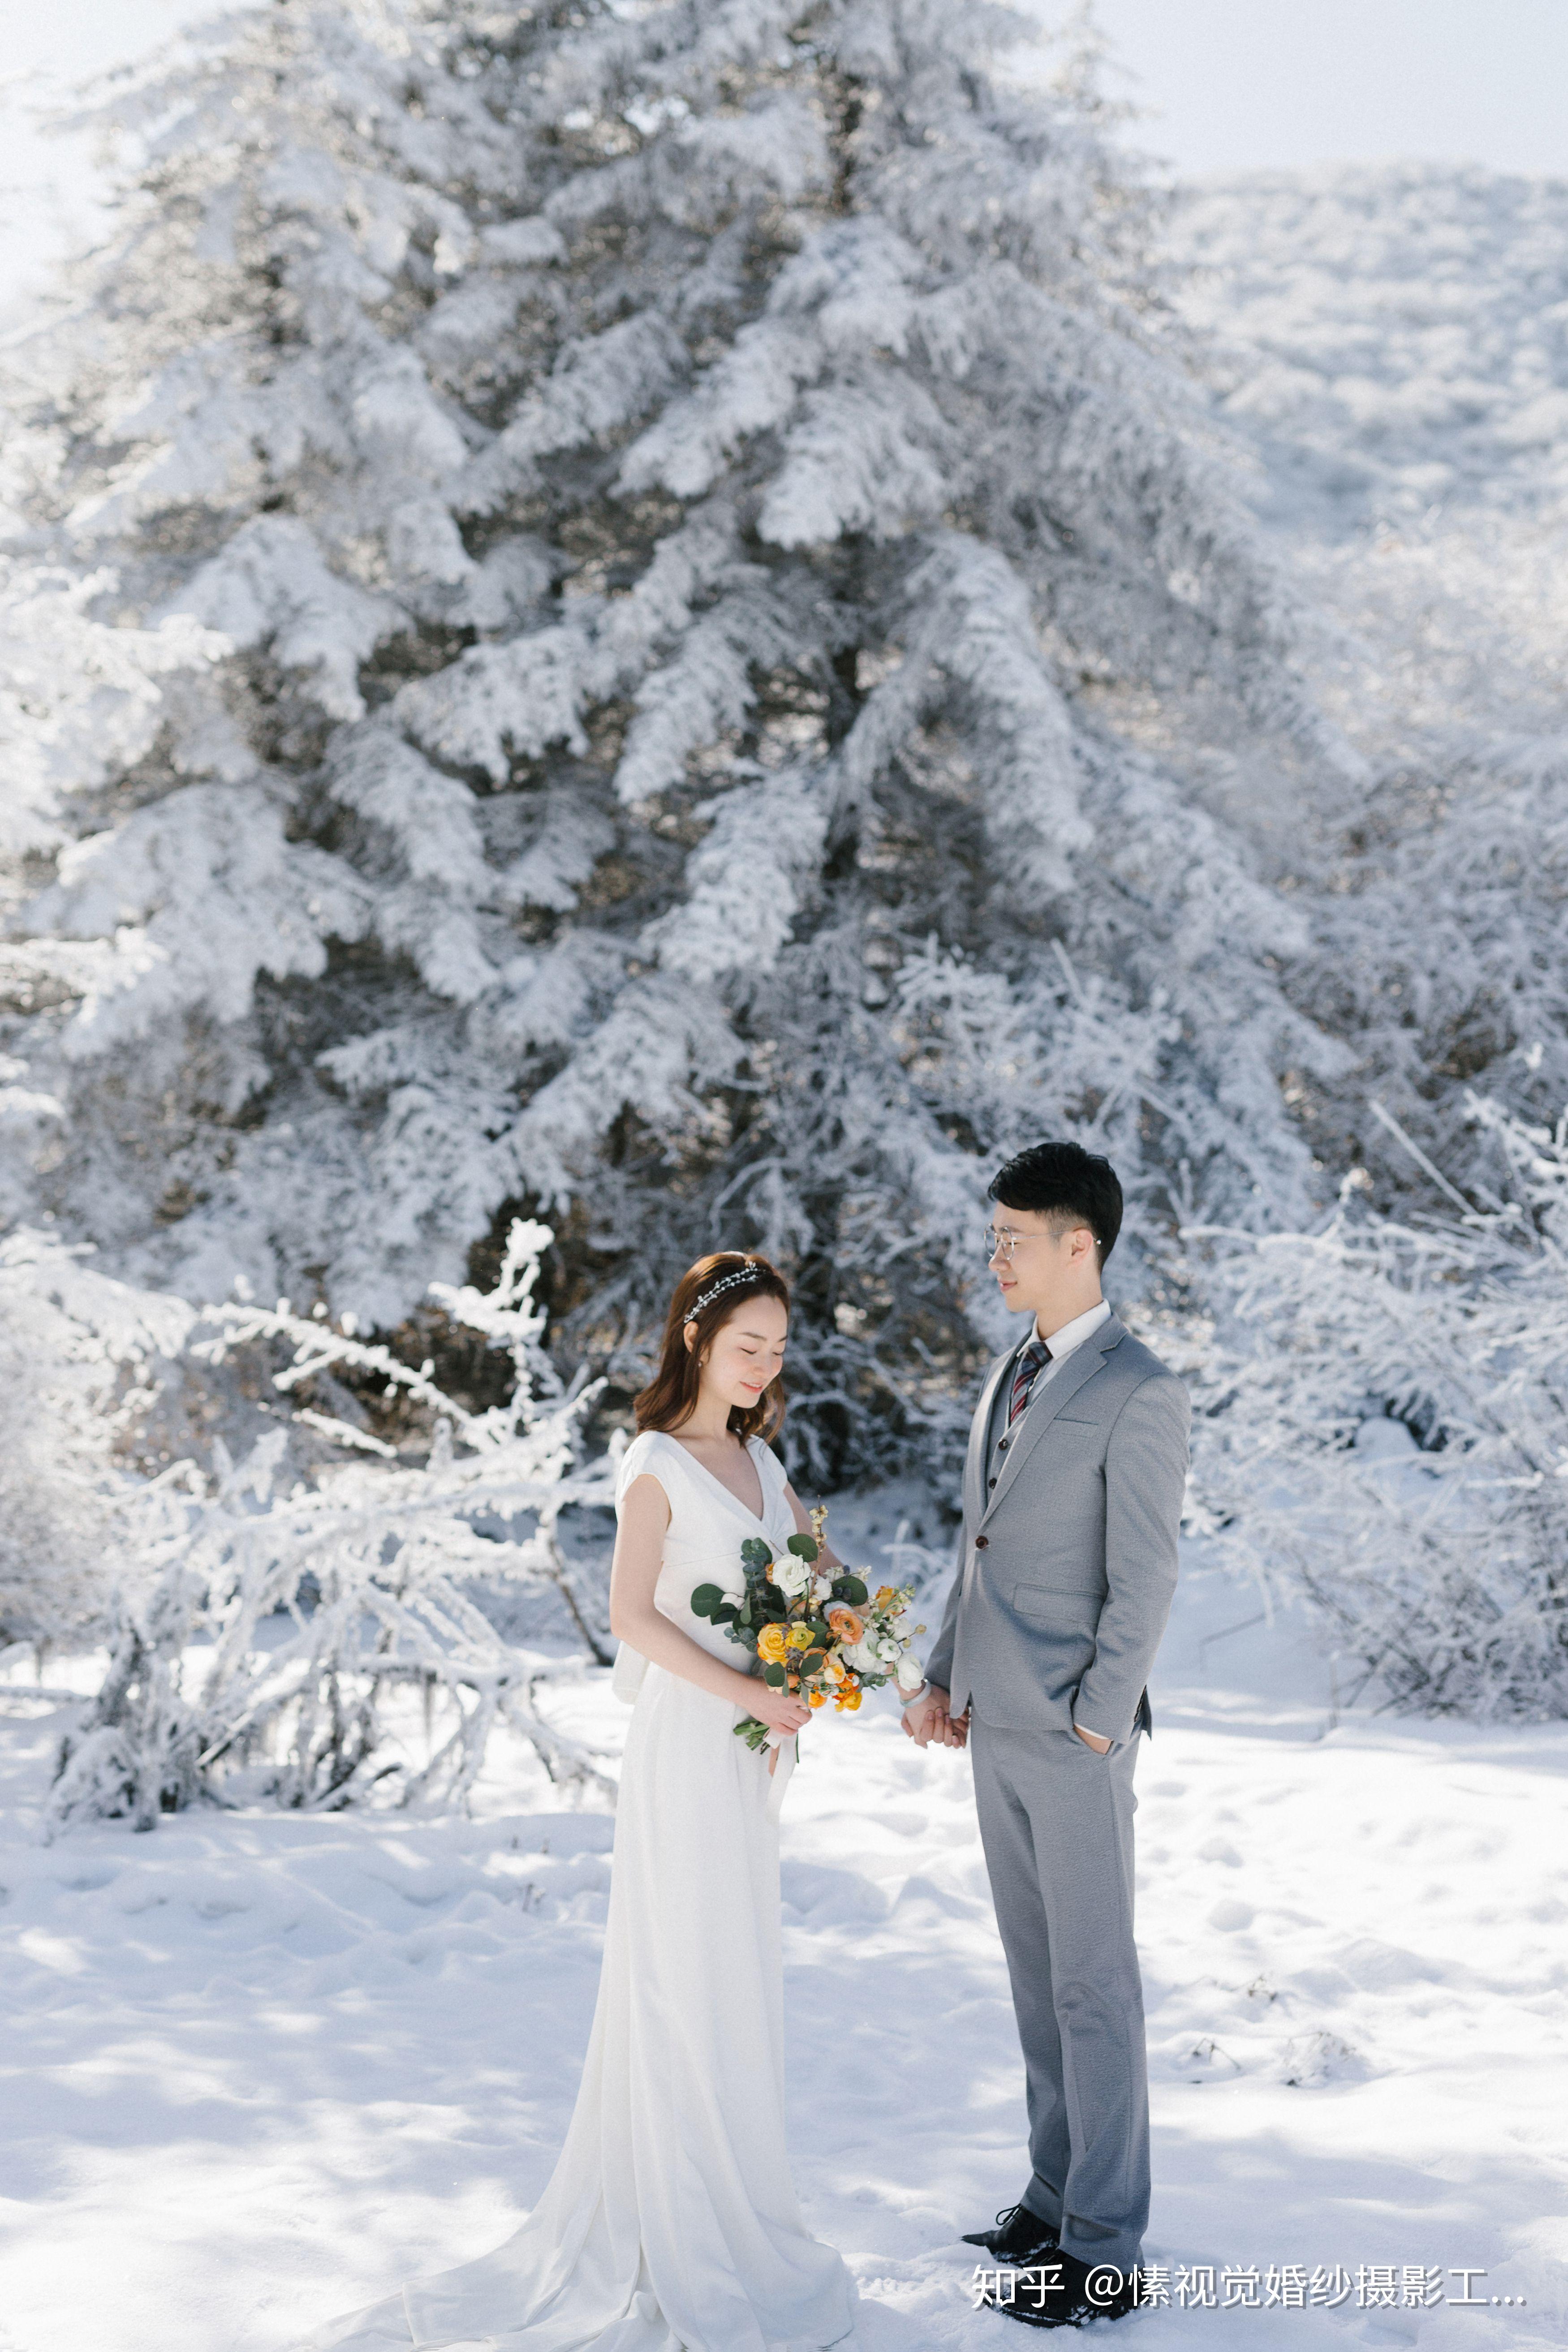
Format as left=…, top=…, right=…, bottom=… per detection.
left=685, top=1261, right=760, bottom=1321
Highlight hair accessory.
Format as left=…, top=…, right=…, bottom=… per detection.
left=685, top=1260, right=760, bottom=1321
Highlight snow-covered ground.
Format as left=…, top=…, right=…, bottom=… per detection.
left=3, top=1529, right=1564, bottom=2352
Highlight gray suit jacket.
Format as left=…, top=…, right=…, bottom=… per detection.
left=923, top=1312, right=1189, bottom=1743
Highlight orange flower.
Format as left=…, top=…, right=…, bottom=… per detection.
left=836, top=1686, right=863, bottom=1712
left=808, top=1688, right=827, bottom=1708
left=874, top=1585, right=895, bottom=1606
left=756, top=1623, right=787, bottom=1663
left=825, top=1603, right=864, bottom=1645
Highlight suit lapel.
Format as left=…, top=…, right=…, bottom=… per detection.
left=981, top=1314, right=1127, bottom=1525
left=965, top=1347, right=1015, bottom=1529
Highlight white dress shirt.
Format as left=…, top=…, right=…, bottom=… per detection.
left=1028, top=1295, right=1111, bottom=1374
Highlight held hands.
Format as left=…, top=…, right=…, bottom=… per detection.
left=902, top=1685, right=968, bottom=1749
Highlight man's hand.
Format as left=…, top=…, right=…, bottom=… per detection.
left=1074, top=1722, right=1113, bottom=1754
left=903, top=1685, right=968, bottom=1749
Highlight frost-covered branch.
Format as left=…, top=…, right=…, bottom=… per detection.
left=52, top=1220, right=620, bottom=1830
left=1188, top=1099, right=1568, bottom=1719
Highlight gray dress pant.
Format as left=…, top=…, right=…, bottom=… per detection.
left=968, top=1710, right=1149, bottom=2274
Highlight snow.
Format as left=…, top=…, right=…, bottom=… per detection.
left=2, top=15, right=1567, bottom=2334
left=1163, top=168, right=1568, bottom=753
left=0, top=0, right=1355, bottom=1460
left=3, top=1530, right=1564, bottom=2352
left=0, top=0, right=221, bottom=328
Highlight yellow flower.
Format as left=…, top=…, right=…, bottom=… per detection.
left=836, top=1685, right=863, bottom=1712
left=785, top=1624, right=815, bottom=1651
left=809, top=1688, right=827, bottom=1708
left=756, top=1623, right=787, bottom=1663
left=874, top=1585, right=895, bottom=1606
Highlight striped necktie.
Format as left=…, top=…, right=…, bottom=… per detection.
left=1008, top=1337, right=1052, bottom=1425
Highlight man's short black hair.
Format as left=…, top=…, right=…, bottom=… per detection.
left=988, top=1140, right=1123, bottom=1267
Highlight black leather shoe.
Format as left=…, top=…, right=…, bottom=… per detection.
left=978, top=2247, right=1140, bottom=2327
left=961, top=2202, right=1061, bottom=2261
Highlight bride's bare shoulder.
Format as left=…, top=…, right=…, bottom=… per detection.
left=616, top=1428, right=682, bottom=1510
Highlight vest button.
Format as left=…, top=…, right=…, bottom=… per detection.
left=974, top=1534, right=989, bottom=1550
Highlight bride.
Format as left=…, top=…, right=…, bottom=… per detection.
left=301, top=1251, right=862, bottom=2352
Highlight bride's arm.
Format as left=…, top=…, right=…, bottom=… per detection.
left=609, top=1474, right=811, bottom=1734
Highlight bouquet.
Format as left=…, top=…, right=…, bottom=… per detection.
left=689, top=1506, right=927, bottom=1753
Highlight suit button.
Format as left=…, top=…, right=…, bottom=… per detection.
left=974, top=1535, right=989, bottom=1549
left=987, top=1476, right=997, bottom=1488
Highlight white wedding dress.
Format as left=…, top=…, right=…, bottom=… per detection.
left=299, top=1427, right=858, bottom=2352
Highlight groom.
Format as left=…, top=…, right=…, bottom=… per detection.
left=902, top=1142, right=1189, bottom=2330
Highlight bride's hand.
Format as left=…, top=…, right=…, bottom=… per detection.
left=748, top=1684, right=812, bottom=1738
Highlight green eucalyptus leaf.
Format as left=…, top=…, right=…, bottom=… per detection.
left=801, top=1649, right=826, bottom=1676
left=740, top=1538, right=774, bottom=1571
left=786, top=1532, right=819, bottom=1560
left=763, top=1662, right=788, bottom=1688
left=831, top=1575, right=869, bottom=1605
left=689, top=1582, right=724, bottom=1618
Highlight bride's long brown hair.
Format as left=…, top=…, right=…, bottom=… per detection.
left=633, top=1252, right=791, bottom=1445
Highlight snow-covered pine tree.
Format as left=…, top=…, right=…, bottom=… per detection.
left=2, top=0, right=1351, bottom=1487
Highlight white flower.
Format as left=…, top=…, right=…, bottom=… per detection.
left=895, top=1651, right=926, bottom=1693
left=875, top=1636, right=901, bottom=1665
left=809, top=1572, right=834, bottom=1603
left=775, top=1555, right=812, bottom=1599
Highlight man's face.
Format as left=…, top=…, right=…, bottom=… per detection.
left=987, top=1204, right=1100, bottom=1331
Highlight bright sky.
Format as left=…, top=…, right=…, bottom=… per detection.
left=0, top=0, right=207, bottom=325
left=1080, top=0, right=1568, bottom=180
left=1, top=0, right=1565, bottom=325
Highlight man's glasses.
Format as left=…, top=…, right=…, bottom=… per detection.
left=984, top=1223, right=1099, bottom=1263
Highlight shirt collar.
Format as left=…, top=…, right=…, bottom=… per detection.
left=1033, top=1297, right=1111, bottom=1364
